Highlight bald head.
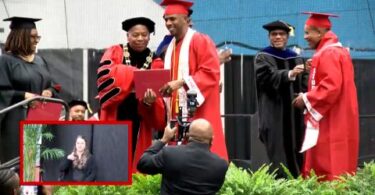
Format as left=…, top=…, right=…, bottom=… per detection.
left=188, top=119, right=213, bottom=144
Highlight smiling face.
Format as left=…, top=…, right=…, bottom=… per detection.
left=69, top=105, right=86, bottom=121
left=75, top=137, right=86, bottom=153
left=29, top=28, right=40, bottom=53
left=268, top=29, right=288, bottom=49
left=304, top=25, right=322, bottom=49
left=127, top=24, right=150, bottom=52
left=163, top=14, right=189, bottom=40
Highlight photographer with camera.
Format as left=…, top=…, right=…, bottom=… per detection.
left=137, top=118, right=228, bottom=195
left=169, top=89, right=198, bottom=143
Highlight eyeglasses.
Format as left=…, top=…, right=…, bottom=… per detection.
left=30, top=35, right=42, bottom=41
left=270, top=32, right=287, bottom=37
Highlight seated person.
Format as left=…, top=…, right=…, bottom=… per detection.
left=0, top=169, right=20, bottom=195
left=137, top=119, right=228, bottom=195
left=68, top=99, right=88, bottom=121
left=59, top=135, right=96, bottom=181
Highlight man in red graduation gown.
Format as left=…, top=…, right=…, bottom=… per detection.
left=158, top=0, right=228, bottom=160
left=96, top=17, right=165, bottom=172
left=293, top=12, right=359, bottom=181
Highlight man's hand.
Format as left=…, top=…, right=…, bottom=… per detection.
left=305, top=59, right=312, bottom=71
left=160, top=124, right=177, bottom=144
left=143, top=89, right=157, bottom=106
left=159, top=79, right=184, bottom=96
left=218, top=48, right=232, bottom=64
left=290, top=64, right=305, bottom=78
left=292, top=93, right=305, bottom=109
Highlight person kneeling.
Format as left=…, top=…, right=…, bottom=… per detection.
left=137, top=119, right=228, bottom=195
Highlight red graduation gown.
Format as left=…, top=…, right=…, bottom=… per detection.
left=165, top=31, right=228, bottom=160
left=97, top=45, right=166, bottom=173
left=302, top=31, right=359, bottom=180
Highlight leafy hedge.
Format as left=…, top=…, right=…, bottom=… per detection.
left=54, top=161, right=375, bottom=195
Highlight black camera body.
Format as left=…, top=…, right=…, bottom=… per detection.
left=171, top=90, right=198, bottom=142
left=187, top=90, right=198, bottom=117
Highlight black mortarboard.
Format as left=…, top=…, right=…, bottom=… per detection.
left=3, top=16, right=41, bottom=30
left=263, top=20, right=293, bottom=33
left=122, top=17, right=155, bottom=33
left=68, top=99, right=88, bottom=109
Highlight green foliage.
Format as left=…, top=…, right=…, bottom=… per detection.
left=127, top=173, right=161, bottom=195
left=23, top=124, right=65, bottom=181
left=54, top=185, right=130, bottom=195
left=219, top=163, right=283, bottom=195
left=337, top=161, right=375, bottom=195
left=54, top=162, right=375, bottom=195
left=41, top=148, right=65, bottom=160
left=54, top=174, right=162, bottom=195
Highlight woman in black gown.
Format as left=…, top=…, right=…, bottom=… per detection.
left=59, top=135, right=96, bottom=181
left=0, top=17, right=58, bottom=163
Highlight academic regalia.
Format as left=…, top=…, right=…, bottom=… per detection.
left=97, top=43, right=165, bottom=172
left=159, top=0, right=227, bottom=160
left=299, top=12, right=359, bottom=181
left=162, top=29, right=228, bottom=160
left=254, top=46, right=308, bottom=178
left=301, top=30, right=359, bottom=181
left=0, top=53, right=56, bottom=163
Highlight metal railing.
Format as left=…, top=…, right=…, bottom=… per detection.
left=0, top=96, right=69, bottom=120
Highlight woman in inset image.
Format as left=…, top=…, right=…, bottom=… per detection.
left=59, top=135, right=96, bottom=181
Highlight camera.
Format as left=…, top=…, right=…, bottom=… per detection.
left=171, top=90, right=198, bottom=142
left=187, top=90, right=198, bottom=117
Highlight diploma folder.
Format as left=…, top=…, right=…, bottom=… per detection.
left=27, top=101, right=62, bottom=120
left=133, top=69, right=171, bottom=99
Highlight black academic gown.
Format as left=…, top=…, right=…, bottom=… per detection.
left=254, top=46, right=308, bottom=178
left=59, top=155, right=97, bottom=181
left=0, top=53, right=55, bottom=163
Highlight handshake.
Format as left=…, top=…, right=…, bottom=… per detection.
left=290, top=59, right=312, bottom=78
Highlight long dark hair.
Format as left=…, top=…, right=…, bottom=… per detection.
left=4, top=28, right=34, bottom=56
left=72, top=135, right=90, bottom=169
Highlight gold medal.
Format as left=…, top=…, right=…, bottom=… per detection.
left=122, top=44, right=154, bottom=69
left=124, top=51, right=130, bottom=58
left=146, top=56, right=152, bottom=63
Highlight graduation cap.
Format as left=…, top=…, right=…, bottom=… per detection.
left=263, top=20, right=294, bottom=34
left=3, top=16, right=41, bottom=30
left=68, top=99, right=88, bottom=109
left=160, top=0, right=193, bottom=16
left=303, top=11, right=338, bottom=29
left=122, top=17, right=155, bottom=33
